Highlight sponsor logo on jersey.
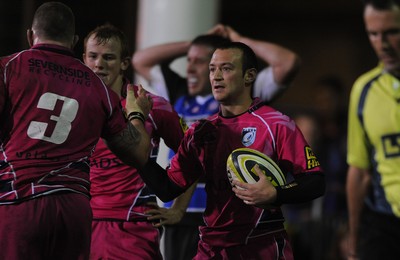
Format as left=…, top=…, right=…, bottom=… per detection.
left=305, top=146, right=320, bottom=169
left=28, top=58, right=91, bottom=86
left=180, top=117, right=189, bottom=132
left=241, top=127, right=257, bottom=147
left=90, top=158, right=123, bottom=168
left=382, top=133, right=400, bottom=158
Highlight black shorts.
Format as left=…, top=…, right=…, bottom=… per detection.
left=359, top=207, right=400, bottom=260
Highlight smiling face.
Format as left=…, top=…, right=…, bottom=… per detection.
left=83, top=34, right=129, bottom=94
left=364, top=4, right=400, bottom=75
left=209, top=48, right=252, bottom=108
left=186, top=44, right=215, bottom=97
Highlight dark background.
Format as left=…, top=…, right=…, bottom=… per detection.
left=0, top=0, right=376, bottom=110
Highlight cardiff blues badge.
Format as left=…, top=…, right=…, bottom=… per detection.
left=241, top=127, right=256, bottom=146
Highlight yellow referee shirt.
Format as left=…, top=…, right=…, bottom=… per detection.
left=347, top=64, right=400, bottom=217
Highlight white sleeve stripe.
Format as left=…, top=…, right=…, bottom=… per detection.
left=251, top=112, right=276, bottom=151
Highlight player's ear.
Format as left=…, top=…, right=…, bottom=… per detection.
left=26, top=29, right=34, bottom=47
left=244, top=68, right=257, bottom=84
left=71, top=35, right=79, bottom=49
left=121, top=57, right=130, bottom=72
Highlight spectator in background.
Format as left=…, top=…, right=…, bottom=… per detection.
left=82, top=24, right=194, bottom=260
left=133, top=23, right=301, bottom=260
left=0, top=3, right=151, bottom=259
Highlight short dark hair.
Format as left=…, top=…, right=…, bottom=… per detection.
left=83, top=24, right=130, bottom=59
left=32, top=2, right=75, bottom=43
left=363, top=0, right=400, bottom=9
left=191, top=35, right=230, bottom=51
left=216, top=41, right=258, bottom=75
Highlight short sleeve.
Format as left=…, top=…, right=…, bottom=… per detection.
left=253, top=67, right=286, bottom=102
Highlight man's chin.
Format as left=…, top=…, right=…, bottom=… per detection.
left=385, top=63, right=400, bottom=77
left=187, top=85, right=198, bottom=96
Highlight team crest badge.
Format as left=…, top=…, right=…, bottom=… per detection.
left=241, top=127, right=257, bottom=146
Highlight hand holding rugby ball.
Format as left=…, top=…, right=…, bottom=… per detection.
left=226, top=148, right=286, bottom=188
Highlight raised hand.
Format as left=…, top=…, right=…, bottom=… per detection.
left=125, top=84, right=153, bottom=119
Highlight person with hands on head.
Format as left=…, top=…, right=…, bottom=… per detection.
left=0, top=3, right=151, bottom=260
left=133, top=23, right=300, bottom=109
left=133, top=23, right=301, bottom=260
left=82, top=24, right=194, bottom=260
left=132, top=41, right=324, bottom=259
left=346, top=1, right=400, bottom=259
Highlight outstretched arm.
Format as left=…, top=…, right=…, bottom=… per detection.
left=132, top=41, right=191, bottom=81
left=145, top=180, right=197, bottom=226
left=140, top=159, right=186, bottom=202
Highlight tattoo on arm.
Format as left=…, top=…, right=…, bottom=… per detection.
left=125, top=121, right=141, bottom=145
left=105, top=123, right=142, bottom=155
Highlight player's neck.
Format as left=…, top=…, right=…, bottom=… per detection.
left=220, top=98, right=253, bottom=117
left=110, top=77, right=124, bottom=98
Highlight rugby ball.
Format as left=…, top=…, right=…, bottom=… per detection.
left=227, top=148, right=286, bottom=187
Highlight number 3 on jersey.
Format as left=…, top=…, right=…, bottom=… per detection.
left=27, top=92, right=79, bottom=144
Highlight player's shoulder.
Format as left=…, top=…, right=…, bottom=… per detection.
left=353, top=65, right=383, bottom=90
left=248, top=98, right=276, bottom=114
left=148, top=91, right=169, bottom=104
left=249, top=101, right=295, bottom=129
left=189, top=116, right=217, bottom=131
left=0, top=50, right=27, bottom=68
left=148, top=91, right=175, bottom=112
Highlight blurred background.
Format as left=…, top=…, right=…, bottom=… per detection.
left=0, top=0, right=375, bottom=111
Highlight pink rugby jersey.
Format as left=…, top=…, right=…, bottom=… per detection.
left=90, top=84, right=185, bottom=221
left=167, top=98, right=322, bottom=247
left=0, top=44, right=126, bottom=204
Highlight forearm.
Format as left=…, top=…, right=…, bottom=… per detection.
left=132, top=41, right=191, bottom=81
left=170, top=180, right=197, bottom=213
left=275, top=172, right=325, bottom=205
left=139, top=159, right=186, bottom=202
left=346, top=166, right=371, bottom=256
left=234, top=36, right=300, bottom=86
left=104, top=119, right=150, bottom=168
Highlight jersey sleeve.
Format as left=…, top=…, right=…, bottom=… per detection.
left=252, top=66, right=285, bottom=102
left=347, top=77, right=371, bottom=169
left=276, top=117, right=323, bottom=176
left=166, top=123, right=204, bottom=189
left=148, top=94, right=186, bottom=153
